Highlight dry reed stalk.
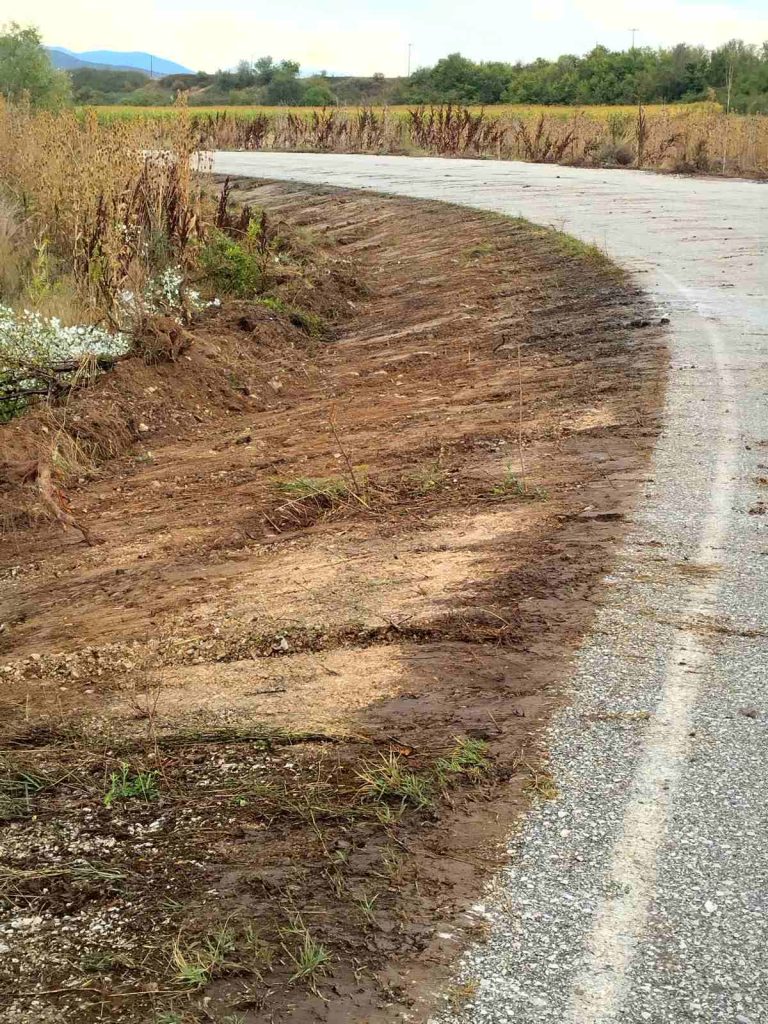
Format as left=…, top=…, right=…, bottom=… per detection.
left=0, top=97, right=207, bottom=320
left=176, top=101, right=766, bottom=177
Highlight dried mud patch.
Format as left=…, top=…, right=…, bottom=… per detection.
left=0, top=181, right=666, bottom=1023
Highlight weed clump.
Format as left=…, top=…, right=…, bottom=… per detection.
left=491, top=466, right=548, bottom=500
left=104, top=763, right=159, bottom=807
left=199, top=230, right=262, bottom=296
left=356, top=752, right=434, bottom=810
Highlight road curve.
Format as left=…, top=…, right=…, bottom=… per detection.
left=212, top=153, right=768, bottom=1024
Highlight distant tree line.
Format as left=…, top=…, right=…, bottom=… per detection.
left=2, top=22, right=767, bottom=113
left=92, top=42, right=768, bottom=112
left=402, top=43, right=768, bottom=111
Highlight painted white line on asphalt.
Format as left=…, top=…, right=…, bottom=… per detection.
left=567, top=277, right=739, bottom=1022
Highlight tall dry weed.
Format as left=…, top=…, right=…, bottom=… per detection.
left=0, top=97, right=206, bottom=322
left=177, top=102, right=767, bottom=177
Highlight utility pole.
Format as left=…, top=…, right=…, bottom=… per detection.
left=407, top=43, right=412, bottom=77
left=629, top=28, right=638, bottom=51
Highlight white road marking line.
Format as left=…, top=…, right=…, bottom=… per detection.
left=567, top=277, right=739, bottom=1022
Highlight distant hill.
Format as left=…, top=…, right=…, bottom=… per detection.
left=46, top=47, right=192, bottom=78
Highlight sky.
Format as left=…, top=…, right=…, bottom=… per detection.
left=6, top=0, right=768, bottom=75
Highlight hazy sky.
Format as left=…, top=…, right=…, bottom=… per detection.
left=8, top=0, right=768, bottom=75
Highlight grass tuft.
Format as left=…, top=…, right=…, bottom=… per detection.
left=281, top=917, right=332, bottom=986
left=104, top=763, right=160, bottom=807
left=274, top=475, right=353, bottom=501
left=403, top=460, right=446, bottom=494
left=356, top=752, right=433, bottom=810
left=491, top=466, right=548, bottom=500
left=436, top=736, right=491, bottom=786
left=172, top=925, right=237, bottom=987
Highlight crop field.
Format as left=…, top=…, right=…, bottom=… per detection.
left=87, top=101, right=768, bottom=178
left=90, top=101, right=720, bottom=120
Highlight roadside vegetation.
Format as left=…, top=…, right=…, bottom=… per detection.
left=0, top=94, right=344, bottom=430
left=187, top=101, right=767, bottom=177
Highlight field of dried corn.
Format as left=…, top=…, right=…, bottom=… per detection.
left=92, top=101, right=768, bottom=178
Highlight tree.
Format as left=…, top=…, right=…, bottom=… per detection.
left=266, top=70, right=304, bottom=105
left=303, top=83, right=336, bottom=106
left=0, top=22, right=70, bottom=108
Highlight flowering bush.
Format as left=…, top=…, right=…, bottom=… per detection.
left=119, top=266, right=218, bottom=324
left=0, top=305, right=129, bottom=367
left=0, top=305, right=130, bottom=421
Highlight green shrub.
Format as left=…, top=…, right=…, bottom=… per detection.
left=199, top=229, right=263, bottom=297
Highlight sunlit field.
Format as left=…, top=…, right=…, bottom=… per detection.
left=90, top=101, right=722, bottom=121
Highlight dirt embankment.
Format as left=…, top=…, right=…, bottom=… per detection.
left=0, top=181, right=666, bottom=1024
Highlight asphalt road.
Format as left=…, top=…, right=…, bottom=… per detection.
left=212, top=153, right=768, bottom=1024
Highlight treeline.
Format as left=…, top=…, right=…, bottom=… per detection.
left=404, top=43, right=768, bottom=111
left=68, top=58, right=404, bottom=108
left=72, top=42, right=768, bottom=112
left=4, top=22, right=766, bottom=112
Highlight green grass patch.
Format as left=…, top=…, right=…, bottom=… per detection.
left=255, top=295, right=288, bottom=313
left=436, top=736, right=491, bottom=786
left=104, top=763, right=159, bottom=807
left=255, top=296, right=330, bottom=338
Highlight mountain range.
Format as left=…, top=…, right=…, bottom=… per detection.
left=46, top=47, right=193, bottom=78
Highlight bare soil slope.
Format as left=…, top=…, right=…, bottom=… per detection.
left=0, top=181, right=665, bottom=1023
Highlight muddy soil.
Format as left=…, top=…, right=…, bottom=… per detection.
left=0, top=181, right=666, bottom=1023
